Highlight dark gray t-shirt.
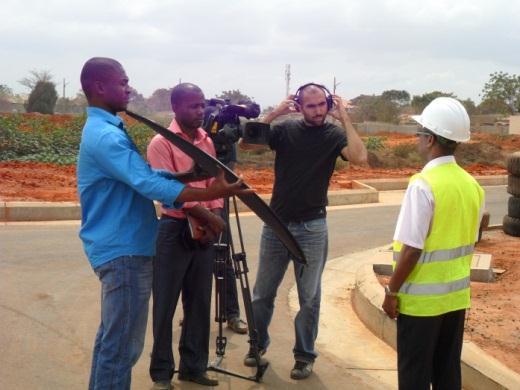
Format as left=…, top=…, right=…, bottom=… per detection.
left=268, top=119, right=348, bottom=222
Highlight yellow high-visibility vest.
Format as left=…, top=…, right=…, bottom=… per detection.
left=393, top=162, right=484, bottom=316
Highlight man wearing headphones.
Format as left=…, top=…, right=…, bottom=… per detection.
left=242, top=83, right=367, bottom=379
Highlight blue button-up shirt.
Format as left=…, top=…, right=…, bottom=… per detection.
left=77, top=107, right=185, bottom=269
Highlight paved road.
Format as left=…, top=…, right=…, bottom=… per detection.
left=0, top=186, right=508, bottom=389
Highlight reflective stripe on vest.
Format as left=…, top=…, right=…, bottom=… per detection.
left=392, top=244, right=475, bottom=264
left=400, top=276, right=470, bottom=295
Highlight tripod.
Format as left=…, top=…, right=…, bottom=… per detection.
left=207, top=196, right=269, bottom=382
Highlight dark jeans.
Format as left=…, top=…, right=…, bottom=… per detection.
left=89, top=255, right=153, bottom=390
left=149, top=217, right=214, bottom=381
left=397, top=309, right=466, bottom=390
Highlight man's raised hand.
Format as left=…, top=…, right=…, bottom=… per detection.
left=328, top=95, right=352, bottom=121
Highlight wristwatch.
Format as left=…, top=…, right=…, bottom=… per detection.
left=384, top=285, right=398, bottom=297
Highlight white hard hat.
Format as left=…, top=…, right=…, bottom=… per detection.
left=411, top=97, right=470, bottom=142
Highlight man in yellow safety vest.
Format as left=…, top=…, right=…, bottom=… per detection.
left=382, top=97, right=485, bottom=390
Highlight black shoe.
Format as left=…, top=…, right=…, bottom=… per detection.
left=227, top=317, right=248, bottom=334
left=243, top=347, right=267, bottom=367
left=290, top=360, right=313, bottom=380
left=177, top=372, right=218, bottom=386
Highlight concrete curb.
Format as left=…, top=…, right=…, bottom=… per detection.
left=352, top=254, right=520, bottom=390
left=216, top=180, right=379, bottom=213
left=0, top=201, right=81, bottom=222
left=0, top=180, right=379, bottom=222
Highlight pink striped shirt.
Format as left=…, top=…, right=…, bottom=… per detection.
left=147, top=118, right=224, bottom=218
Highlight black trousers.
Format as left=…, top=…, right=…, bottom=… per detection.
left=149, top=217, right=215, bottom=381
left=397, top=309, right=466, bottom=390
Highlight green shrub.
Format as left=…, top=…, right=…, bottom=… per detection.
left=0, top=114, right=81, bottom=164
left=364, top=136, right=386, bottom=151
left=392, top=143, right=416, bottom=158
left=0, top=113, right=158, bottom=165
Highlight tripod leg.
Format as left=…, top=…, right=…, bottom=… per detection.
left=213, top=242, right=228, bottom=357
left=228, top=196, right=269, bottom=380
left=230, top=252, right=269, bottom=379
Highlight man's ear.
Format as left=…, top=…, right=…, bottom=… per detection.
left=427, top=134, right=436, bottom=148
left=93, top=80, right=105, bottom=96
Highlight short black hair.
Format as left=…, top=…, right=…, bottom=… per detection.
left=170, top=83, right=203, bottom=107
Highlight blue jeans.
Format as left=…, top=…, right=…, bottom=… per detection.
left=252, top=218, right=328, bottom=363
left=89, top=255, right=153, bottom=390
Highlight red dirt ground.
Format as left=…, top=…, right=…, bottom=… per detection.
left=469, top=229, right=520, bottom=373
left=0, top=162, right=508, bottom=201
left=373, top=131, right=520, bottom=152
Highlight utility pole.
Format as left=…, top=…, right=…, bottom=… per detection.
left=285, top=64, right=291, bottom=97
left=333, top=76, right=341, bottom=94
left=62, top=78, right=69, bottom=99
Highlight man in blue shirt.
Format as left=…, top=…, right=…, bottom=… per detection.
left=77, top=57, right=249, bottom=390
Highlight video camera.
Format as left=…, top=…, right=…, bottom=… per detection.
left=203, top=98, right=269, bottom=164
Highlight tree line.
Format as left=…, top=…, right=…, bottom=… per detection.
left=1, top=70, right=519, bottom=120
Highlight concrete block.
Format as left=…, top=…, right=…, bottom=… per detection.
left=471, top=253, right=494, bottom=282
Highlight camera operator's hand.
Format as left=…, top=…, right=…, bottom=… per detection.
left=193, top=211, right=225, bottom=245
left=262, top=95, right=299, bottom=124
left=328, top=95, right=353, bottom=122
left=207, top=168, right=254, bottom=199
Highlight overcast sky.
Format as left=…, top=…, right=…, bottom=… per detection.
left=2, top=0, right=520, bottom=108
